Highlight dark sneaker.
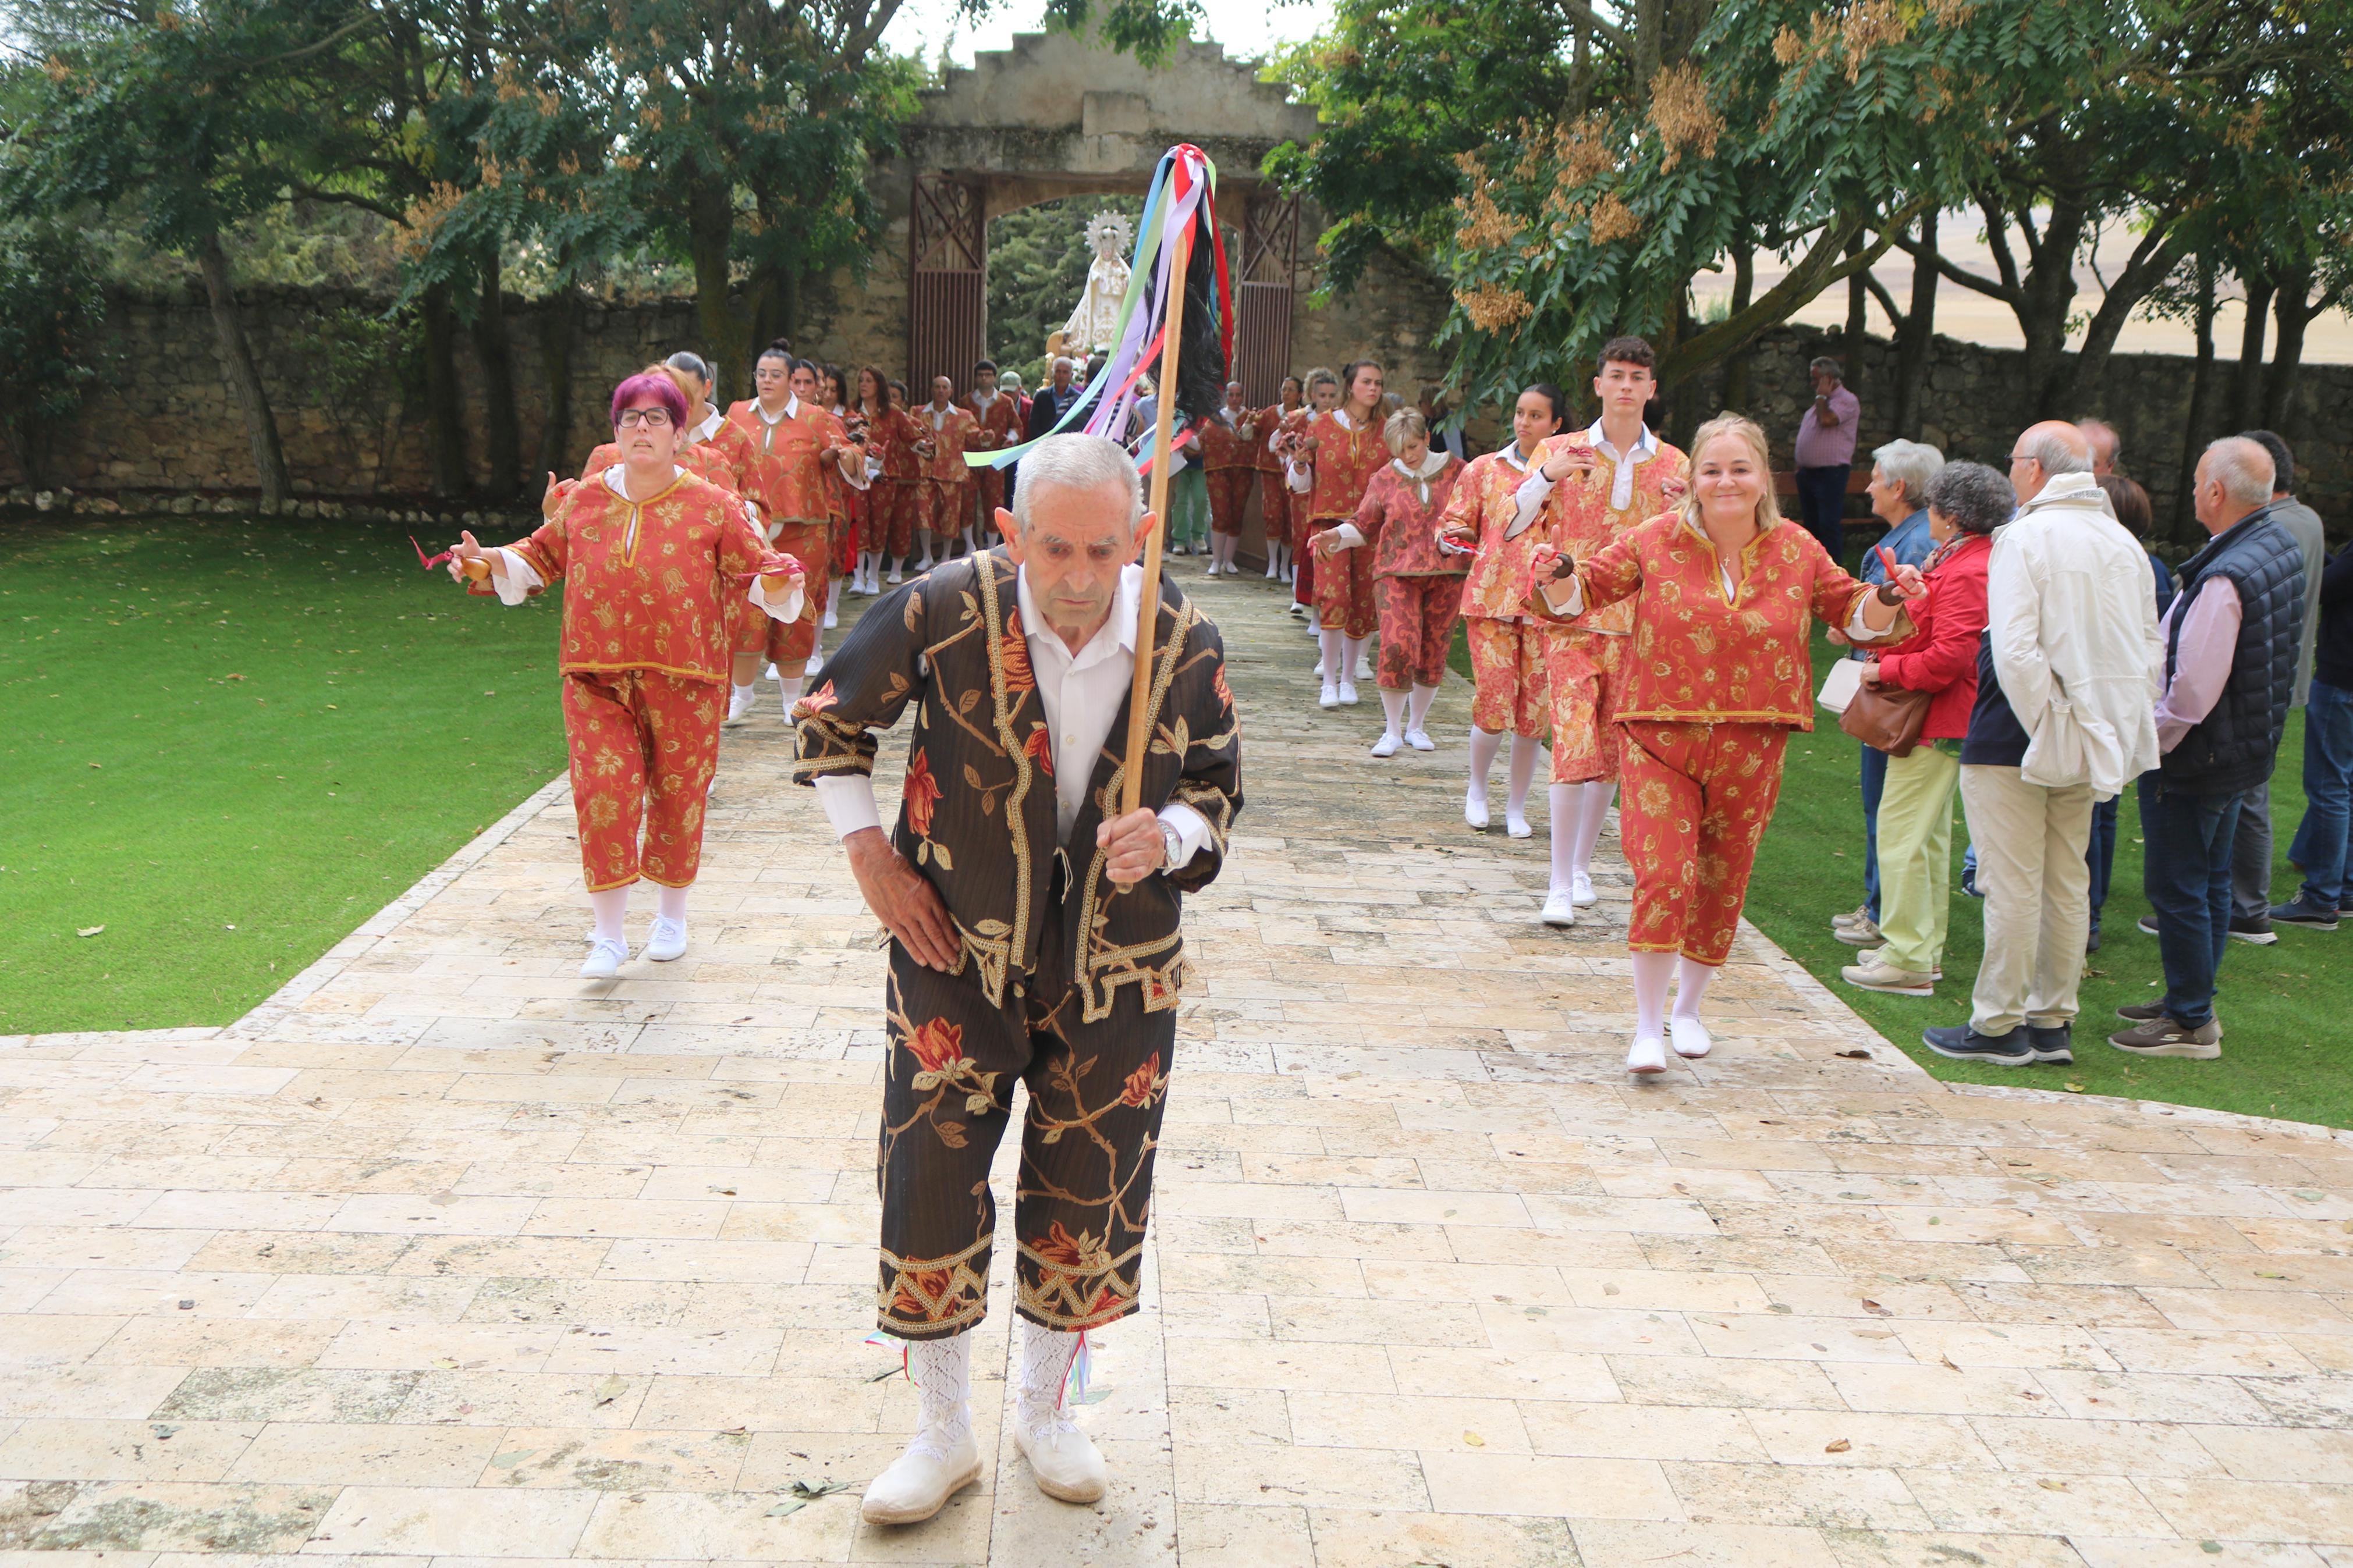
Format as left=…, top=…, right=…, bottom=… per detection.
left=2085, top=925, right=2101, bottom=954
left=2270, top=895, right=2341, bottom=930
left=2227, top=913, right=2279, bottom=945
left=1922, top=1024, right=2032, bottom=1065
left=2024, top=1023, right=2074, bottom=1064
left=2109, top=1014, right=2222, bottom=1059
left=1960, top=864, right=1982, bottom=899
left=2137, top=915, right=2160, bottom=937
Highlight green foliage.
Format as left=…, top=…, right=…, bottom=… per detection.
left=0, top=219, right=108, bottom=479
left=986, top=194, right=1145, bottom=385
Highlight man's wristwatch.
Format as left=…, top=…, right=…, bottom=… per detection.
left=1159, top=819, right=1183, bottom=874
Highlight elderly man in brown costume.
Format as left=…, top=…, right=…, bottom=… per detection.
left=792, top=433, right=1242, bottom=1526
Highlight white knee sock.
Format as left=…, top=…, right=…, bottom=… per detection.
left=1573, top=782, right=1616, bottom=883
left=1014, top=1318, right=1083, bottom=1431
left=1506, top=733, right=1542, bottom=819
left=1672, top=957, right=1717, bottom=1023
left=730, top=681, right=754, bottom=706
left=779, top=674, right=805, bottom=713
left=1632, top=949, right=1676, bottom=1041
left=1408, top=683, right=1438, bottom=735
left=1344, top=635, right=1367, bottom=674
left=908, top=1332, right=974, bottom=1449
left=1468, top=727, right=1504, bottom=805
left=589, top=887, right=627, bottom=945
left=826, top=579, right=843, bottom=615
left=1549, top=783, right=1580, bottom=894
left=1379, top=688, right=1407, bottom=738
left=1318, top=628, right=1343, bottom=685
left=656, top=883, right=688, bottom=924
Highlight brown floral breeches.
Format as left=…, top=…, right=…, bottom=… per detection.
left=561, top=670, right=721, bottom=891
left=1619, top=719, right=1788, bottom=966
left=875, top=916, right=1176, bottom=1340
left=764, top=521, right=830, bottom=667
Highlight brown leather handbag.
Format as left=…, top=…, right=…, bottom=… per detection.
left=1839, top=678, right=1935, bottom=758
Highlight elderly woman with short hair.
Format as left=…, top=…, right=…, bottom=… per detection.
left=1835, top=438, right=1946, bottom=947
left=1843, top=460, right=2013, bottom=997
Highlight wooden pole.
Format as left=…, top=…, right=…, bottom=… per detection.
left=1120, top=221, right=1193, bottom=817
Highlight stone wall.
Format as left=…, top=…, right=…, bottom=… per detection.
left=11, top=282, right=2343, bottom=542
left=1684, top=326, right=2350, bottom=541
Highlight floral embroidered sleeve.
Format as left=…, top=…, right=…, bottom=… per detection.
left=1571, top=525, right=1649, bottom=616
left=1800, top=533, right=1910, bottom=642
left=790, top=575, right=930, bottom=781
left=497, top=514, right=569, bottom=593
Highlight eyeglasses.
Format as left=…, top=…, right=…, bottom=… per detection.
left=617, top=408, right=674, bottom=429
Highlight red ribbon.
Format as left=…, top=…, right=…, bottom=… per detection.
left=410, top=535, right=456, bottom=571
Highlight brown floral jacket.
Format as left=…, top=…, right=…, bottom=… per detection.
left=792, top=549, right=1243, bottom=1021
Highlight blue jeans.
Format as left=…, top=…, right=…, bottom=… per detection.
left=1795, top=465, right=1852, bottom=566
left=2290, top=680, right=2353, bottom=905
left=2139, top=774, right=2245, bottom=1029
left=1859, top=739, right=1887, bottom=921
left=2086, top=794, right=2118, bottom=932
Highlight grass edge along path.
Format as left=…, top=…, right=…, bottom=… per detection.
left=2, top=514, right=569, bottom=1036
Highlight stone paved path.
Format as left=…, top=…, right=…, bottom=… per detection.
left=5, top=565, right=2353, bottom=1567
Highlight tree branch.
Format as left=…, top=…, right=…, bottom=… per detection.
left=1659, top=198, right=1928, bottom=384
left=1863, top=269, right=1905, bottom=330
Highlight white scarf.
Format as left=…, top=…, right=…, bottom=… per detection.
left=1393, top=448, right=1449, bottom=506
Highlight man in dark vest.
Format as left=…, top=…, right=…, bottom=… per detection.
left=2113, top=436, right=2302, bottom=1057
left=792, top=434, right=1241, bottom=1526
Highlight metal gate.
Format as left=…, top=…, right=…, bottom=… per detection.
left=908, top=172, right=985, bottom=398
left=1235, top=194, right=1300, bottom=405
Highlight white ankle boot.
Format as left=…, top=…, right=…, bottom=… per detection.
left=1012, top=1320, right=1106, bottom=1504
left=861, top=1333, right=982, bottom=1525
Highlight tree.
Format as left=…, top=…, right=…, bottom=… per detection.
left=985, top=193, right=1144, bottom=383
left=1, top=0, right=370, bottom=505
left=0, top=218, right=108, bottom=484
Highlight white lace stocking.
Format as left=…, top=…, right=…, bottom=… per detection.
left=1014, top=1318, right=1083, bottom=1437
left=906, top=1332, right=974, bottom=1455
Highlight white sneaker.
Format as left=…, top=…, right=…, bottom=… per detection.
left=1670, top=1016, right=1712, bottom=1059
left=915, top=554, right=935, bottom=571
left=1312, top=657, right=1325, bottom=678
left=1264, top=561, right=1279, bottom=579
left=1505, top=810, right=1532, bottom=838
left=1288, top=603, right=1307, bottom=618
left=860, top=1429, right=983, bottom=1525
left=1465, top=789, right=1490, bottom=831
left=1014, top=1411, right=1108, bottom=1505
left=1626, top=1033, right=1669, bottom=1075
left=1370, top=732, right=1401, bottom=758
left=823, top=607, right=839, bottom=629
left=1355, top=654, right=1373, bottom=681
left=579, top=937, right=628, bottom=979
left=807, top=650, right=825, bottom=675
left=888, top=566, right=905, bottom=584
left=1204, top=561, right=1220, bottom=578
left=1337, top=681, right=1359, bottom=706
left=1319, top=683, right=1341, bottom=709
left=1573, top=871, right=1598, bottom=907
left=1406, top=729, right=1436, bottom=752
left=1542, top=889, right=1577, bottom=927
left=723, top=686, right=754, bottom=728
left=644, top=916, right=687, bottom=962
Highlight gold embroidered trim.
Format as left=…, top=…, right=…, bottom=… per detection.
left=974, top=558, right=1035, bottom=1012
left=878, top=1236, right=995, bottom=1333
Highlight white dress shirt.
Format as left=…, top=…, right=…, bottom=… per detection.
left=486, top=467, right=803, bottom=624
left=1509, top=419, right=1658, bottom=536
left=815, top=562, right=1211, bottom=865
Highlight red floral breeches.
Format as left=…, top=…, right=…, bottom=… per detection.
left=875, top=907, right=1174, bottom=1340
left=1206, top=467, right=1253, bottom=537
left=830, top=509, right=855, bottom=574
left=1543, top=628, right=1631, bottom=784
left=562, top=669, right=722, bottom=892
left=843, top=486, right=871, bottom=561
left=764, top=521, right=829, bottom=667
left=1619, top=719, right=1789, bottom=966
left=977, top=468, right=1007, bottom=535
left=875, top=481, right=921, bottom=558
left=1375, top=574, right=1461, bottom=691
left=920, top=478, right=968, bottom=540
left=1464, top=615, right=1550, bottom=738
left=1311, top=529, right=1378, bottom=638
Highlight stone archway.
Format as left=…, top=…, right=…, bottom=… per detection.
left=889, top=27, right=1322, bottom=403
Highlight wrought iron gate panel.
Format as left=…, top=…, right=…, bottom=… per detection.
left=909, top=172, right=985, bottom=397
left=1235, top=194, right=1300, bottom=406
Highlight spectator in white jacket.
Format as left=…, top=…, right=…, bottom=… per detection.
left=1923, top=421, right=2164, bottom=1068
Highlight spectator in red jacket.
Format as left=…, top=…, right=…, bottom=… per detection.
left=1842, top=460, right=2013, bottom=996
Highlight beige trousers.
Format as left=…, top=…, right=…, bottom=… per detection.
left=1958, top=765, right=2095, bottom=1034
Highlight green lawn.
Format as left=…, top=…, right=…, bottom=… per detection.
left=1449, top=619, right=2351, bottom=1127
left=1, top=514, right=567, bottom=1036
